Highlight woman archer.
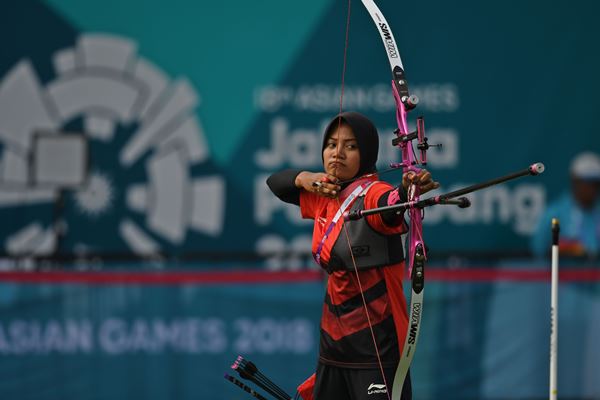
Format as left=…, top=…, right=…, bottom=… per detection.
left=266, top=111, right=439, bottom=400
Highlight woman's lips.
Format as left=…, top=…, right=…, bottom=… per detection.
left=328, top=161, right=345, bottom=169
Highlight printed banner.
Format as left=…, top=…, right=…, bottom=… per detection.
left=0, top=1, right=597, bottom=260
left=0, top=269, right=599, bottom=399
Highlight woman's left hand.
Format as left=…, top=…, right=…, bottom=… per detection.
left=402, top=169, right=440, bottom=195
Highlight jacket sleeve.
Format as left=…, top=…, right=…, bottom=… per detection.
left=266, top=169, right=303, bottom=206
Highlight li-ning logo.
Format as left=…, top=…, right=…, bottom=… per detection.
left=367, top=383, right=387, bottom=395
left=407, top=302, right=421, bottom=344
left=378, top=23, right=398, bottom=58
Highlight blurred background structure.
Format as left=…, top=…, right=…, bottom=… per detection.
left=0, top=0, right=599, bottom=399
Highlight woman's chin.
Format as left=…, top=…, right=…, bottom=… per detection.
left=324, top=166, right=357, bottom=182
left=332, top=172, right=353, bottom=182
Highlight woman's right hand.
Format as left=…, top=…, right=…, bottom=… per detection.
left=295, top=172, right=341, bottom=199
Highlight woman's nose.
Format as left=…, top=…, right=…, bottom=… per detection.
left=334, top=145, right=346, bottom=158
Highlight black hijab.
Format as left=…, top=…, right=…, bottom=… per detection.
left=322, top=111, right=379, bottom=180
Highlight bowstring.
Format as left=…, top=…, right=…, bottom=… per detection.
left=335, top=1, right=391, bottom=398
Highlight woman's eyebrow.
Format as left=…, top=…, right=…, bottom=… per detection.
left=327, top=137, right=356, bottom=143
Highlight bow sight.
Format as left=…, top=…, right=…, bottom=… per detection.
left=391, top=117, right=442, bottom=167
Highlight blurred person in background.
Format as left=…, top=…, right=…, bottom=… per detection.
left=531, top=151, right=600, bottom=258
left=266, top=111, right=439, bottom=400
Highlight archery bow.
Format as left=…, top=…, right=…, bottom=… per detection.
left=361, top=3, right=430, bottom=398
left=337, top=3, right=546, bottom=400
left=334, top=1, right=430, bottom=399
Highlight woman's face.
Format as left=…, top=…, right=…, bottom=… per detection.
left=322, top=124, right=360, bottom=181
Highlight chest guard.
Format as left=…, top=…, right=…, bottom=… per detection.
left=325, top=195, right=405, bottom=273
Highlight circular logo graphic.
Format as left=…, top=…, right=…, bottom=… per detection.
left=0, top=33, right=225, bottom=257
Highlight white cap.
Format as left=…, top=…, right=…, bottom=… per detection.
left=570, top=152, right=600, bottom=180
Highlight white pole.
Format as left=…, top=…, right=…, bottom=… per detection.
left=549, top=218, right=559, bottom=400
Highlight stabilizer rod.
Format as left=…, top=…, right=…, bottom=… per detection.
left=345, top=163, right=545, bottom=221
